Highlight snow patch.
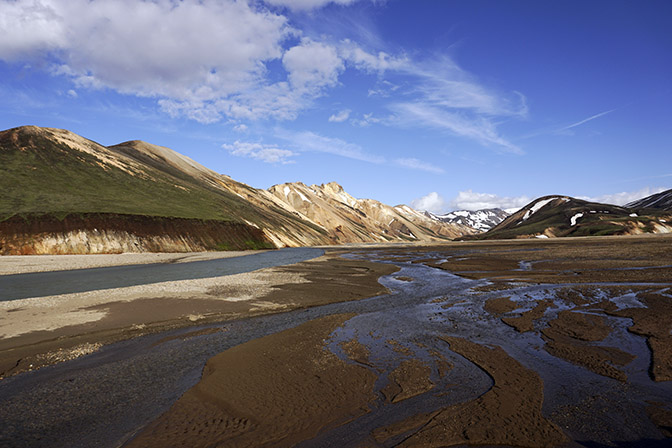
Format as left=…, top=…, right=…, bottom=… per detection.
left=283, top=186, right=290, bottom=197
left=297, top=191, right=309, bottom=202
left=629, top=213, right=638, bottom=217
left=535, top=234, right=549, bottom=239
left=570, top=213, right=584, bottom=226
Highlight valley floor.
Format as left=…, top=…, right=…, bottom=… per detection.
left=1, top=234, right=672, bottom=447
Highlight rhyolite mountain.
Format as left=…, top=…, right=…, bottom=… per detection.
left=427, top=209, right=510, bottom=232
left=464, top=195, right=672, bottom=240
left=268, top=182, right=471, bottom=244
left=626, top=189, right=672, bottom=211
left=0, top=125, right=470, bottom=254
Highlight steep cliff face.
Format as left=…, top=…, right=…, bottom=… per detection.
left=0, top=214, right=275, bottom=255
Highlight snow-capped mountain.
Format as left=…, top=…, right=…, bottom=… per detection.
left=626, top=188, right=672, bottom=211
left=428, top=209, right=510, bottom=232
left=464, top=195, right=672, bottom=240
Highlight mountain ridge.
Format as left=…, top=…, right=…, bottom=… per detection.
left=0, top=125, right=470, bottom=254
left=464, top=194, right=672, bottom=240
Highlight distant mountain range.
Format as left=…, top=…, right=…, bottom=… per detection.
left=0, top=126, right=470, bottom=254
left=463, top=194, right=672, bottom=240
left=428, top=209, right=510, bottom=232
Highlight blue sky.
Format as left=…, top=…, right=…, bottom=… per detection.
left=1, top=0, right=670, bottom=212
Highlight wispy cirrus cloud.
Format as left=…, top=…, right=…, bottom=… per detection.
left=275, top=128, right=385, bottom=163
left=394, top=157, right=444, bottom=174
left=376, top=56, right=527, bottom=154
left=223, top=141, right=296, bottom=164
left=389, top=102, right=524, bottom=154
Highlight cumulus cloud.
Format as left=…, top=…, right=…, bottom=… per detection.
left=0, top=1, right=289, bottom=98
left=223, top=141, right=296, bottom=164
left=450, top=190, right=530, bottom=211
left=582, top=186, right=668, bottom=206
left=283, top=39, right=344, bottom=91
left=328, top=109, right=351, bottom=122
left=233, top=124, right=248, bottom=133
left=411, top=192, right=448, bottom=214
left=395, top=158, right=444, bottom=174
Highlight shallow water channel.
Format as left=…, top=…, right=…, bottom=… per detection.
left=0, top=250, right=670, bottom=447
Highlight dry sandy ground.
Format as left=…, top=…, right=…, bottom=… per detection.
left=0, top=251, right=262, bottom=275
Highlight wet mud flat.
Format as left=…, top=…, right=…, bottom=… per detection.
left=2, top=235, right=672, bottom=447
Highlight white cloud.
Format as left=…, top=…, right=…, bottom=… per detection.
left=350, top=112, right=382, bottom=127
left=339, top=39, right=407, bottom=73
left=583, top=187, right=668, bottom=206
left=0, top=1, right=290, bottom=98
left=395, top=158, right=444, bottom=174
left=283, top=39, right=344, bottom=91
left=233, top=124, right=248, bottom=133
left=66, top=89, right=77, bottom=98
left=382, top=56, right=526, bottom=153
left=276, top=129, right=385, bottom=163
left=411, top=192, right=448, bottom=214
left=390, top=103, right=523, bottom=154
left=558, top=109, right=616, bottom=133
left=223, top=141, right=296, bottom=164
left=264, top=0, right=359, bottom=12
left=328, top=109, right=351, bottom=122
left=450, top=190, right=531, bottom=211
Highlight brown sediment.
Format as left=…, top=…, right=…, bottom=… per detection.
left=386, top=339, right=414, bottom=357
left=125, top=314, right=377, bottom=448
left=410, top=234, right=672, bottom=284
left=428, top=349, right=453, bottom=379
left=256, top=256, right=399, bottom=307
left=340, top=337, right=374, bottom=368
left=394, top=276, right=414, bottom=282
left=541, top=311, right=634, bottom=381
left=544, top=310, right=612, bottom=342
left=381, top=359, right=434, bottom=403
left=483, top=296, right=517, bottom=316
left=373, top=336, right=567, bottom=447
left=501, top=299, right=554, bottom=333
left=646, top=401, right=672, bottom=437
left=0, top=253, right=398, bottom=378
left=440, top=299, right=467, bottom=309
left=470, top=281, right=517, bottom=293
left=607, top=292, right=672, bottom=382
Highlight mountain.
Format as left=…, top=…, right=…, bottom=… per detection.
left=428, top=209, right=510, bottom=232
left=267, top=182, right=473, bottom=244
left=464, top=195, right=672, bottom=240
left=626, top=189, right=672, bottom=211
left=0, top=125, right=470, bottom=254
